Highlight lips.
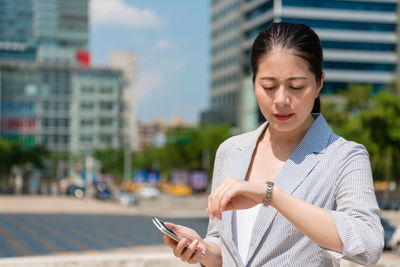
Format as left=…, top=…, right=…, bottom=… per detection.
left=273, top=113, right=294, bottom=121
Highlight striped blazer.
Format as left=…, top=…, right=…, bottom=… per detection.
left=203, top=114, right=384, bottom=267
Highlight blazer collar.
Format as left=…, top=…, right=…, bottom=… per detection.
left=222, top=113, right=333, bottom=265
left=235, top=113, right=332, bottom=154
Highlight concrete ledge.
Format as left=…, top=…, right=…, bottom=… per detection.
left=0, top=252, right=201, bottom=267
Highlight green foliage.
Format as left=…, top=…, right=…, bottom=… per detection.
left=93, top=148, right=124, bottom=183
left=323, top=84, right=400, bottom=182
left=0, top=139, right=49, bottom=175
left=0, top=139, right=50, bottom=190
left=129, top=123, right=232, bottom=181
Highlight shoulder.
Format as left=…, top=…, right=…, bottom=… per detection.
left=328, top=133, right=369, bottom=159
left=326, top=133, right=371, bottom=179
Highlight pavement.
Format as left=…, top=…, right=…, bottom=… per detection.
left=0, top=194, right=399, bottom=266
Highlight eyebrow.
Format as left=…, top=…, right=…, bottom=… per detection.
left=259, top=77, right=307, bottom=81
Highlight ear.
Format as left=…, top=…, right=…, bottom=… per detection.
left=316, top=72, right=325, bottom=97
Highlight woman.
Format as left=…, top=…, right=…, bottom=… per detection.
left=163, top=22, right=383, bottom=266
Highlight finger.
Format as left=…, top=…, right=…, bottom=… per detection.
left=163, top=222, right=176, bottom=231
left=181, top=239, right=199, bottom=262
left=163, top=234, right=177, bottom=248
left=211, top=185, right=225, bottom=219
left=174, top=238, right=189, bottom=258
left=188, top=245, right=203, bottom=264
left=220, top=190, right=234, bottom=214
left=207, top=194, right=213, bottom=219
left=213, top=181, right=235, bottom=219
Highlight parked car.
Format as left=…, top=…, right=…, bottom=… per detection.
left=95, top=182, right=113, bottom=201
left=380, top=217, right=400, bottom=253
left=66, top=185, right=85, bottom=199
left=118, top=191, right=139, bottom=206
left=378, top=200, right=400, bottom=210
left=138, top=184, right=160, bottom=199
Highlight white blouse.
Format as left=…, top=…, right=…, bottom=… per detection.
left=232, top=203, right=263, bottom=263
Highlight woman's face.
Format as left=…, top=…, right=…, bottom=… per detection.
left=254, top=50, right=323, bottom=134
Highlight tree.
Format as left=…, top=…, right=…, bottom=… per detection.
left=0, top=139, right=49, bottom=193
left=323, top=83, right=400, bottom=182
left=357, top=92, right=400, bottom=181
left=93, top=148, right=124, bottom=183
left=130, top=123, right=233, bottom=182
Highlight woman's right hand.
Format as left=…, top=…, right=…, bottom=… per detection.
left=163, top=222, right=207, bottom=264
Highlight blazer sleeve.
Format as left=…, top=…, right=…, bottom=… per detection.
left=203, top=138, right=231, bottom=249
left=328, top=141, right=384, bottom=266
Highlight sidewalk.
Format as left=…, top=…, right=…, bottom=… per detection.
left=0, top=252, right=199, bottom=267
left=1, top=195, right=399, bottom=266
left=0, top=194, right=209, bottom=217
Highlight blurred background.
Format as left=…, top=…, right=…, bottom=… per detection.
left=0, top=0, right=399, bottom=266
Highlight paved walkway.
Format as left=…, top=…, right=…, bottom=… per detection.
left=1, top=195, right=399, bottom=266
left=0, top=194, right=209, bottom=217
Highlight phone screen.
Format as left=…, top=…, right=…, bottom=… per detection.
left=159, top=220, right=178, bottom=236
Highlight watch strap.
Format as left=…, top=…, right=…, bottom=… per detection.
left=263, top=182, right=274, bottom=206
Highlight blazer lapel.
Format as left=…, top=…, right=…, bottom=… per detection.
left=220, top=122, right=269, bottom=263
left=245, top=114, right=333, bottom=265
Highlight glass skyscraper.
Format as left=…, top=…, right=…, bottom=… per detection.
left=204, top=0, right=399, bottom=131
left=0, top=0, right=124, bottom=154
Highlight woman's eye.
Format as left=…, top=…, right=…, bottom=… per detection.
left=290, top=86, right=304, bottom=90
left=262, top=87, right=275, bottom=91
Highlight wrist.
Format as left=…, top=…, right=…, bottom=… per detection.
left=263, top=182, right=274, bottom=207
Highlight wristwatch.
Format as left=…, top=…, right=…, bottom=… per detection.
left=263, top=182, right=274, bottom=207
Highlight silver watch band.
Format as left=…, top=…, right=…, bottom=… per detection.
left=263, top=182, right=274, bottom=206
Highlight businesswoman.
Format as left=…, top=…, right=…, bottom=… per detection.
left=163, top=22, right=384, bottom=266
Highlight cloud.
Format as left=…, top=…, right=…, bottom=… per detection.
left=90, top=0, right=161, bottom=28
left=137, top=59, right=184, bottom=101
left=154, top=39, right=174, bottom=50
left=137, top=70, right=166, bottom=100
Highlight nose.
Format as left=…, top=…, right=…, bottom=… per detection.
left=274, top=86, right=290, bottom=107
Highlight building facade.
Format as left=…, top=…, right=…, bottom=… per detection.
left=0, top=0, right=127, bottom=155
left=0, top=0, right=89, bottom=65
left=109, top=51, right=138, bottom=151
left=204, top=0, right=399, bottom=131
left=0, top=61, right=123, bottom=154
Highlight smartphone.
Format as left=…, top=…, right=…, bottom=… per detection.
left=152, top=217, right=205, bottom=256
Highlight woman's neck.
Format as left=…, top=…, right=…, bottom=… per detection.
left=263, top=114, right=314, bottom=147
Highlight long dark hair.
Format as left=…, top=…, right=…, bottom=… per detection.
left=250, top=22, right=323, bottom=113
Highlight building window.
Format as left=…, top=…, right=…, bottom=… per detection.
left=80, top=135, right=93, bottom=142
left=99, top=135, right=112, bottom=144
left=99, top=118, right=113, bottom=126
left=100, top=102, right=113, bottom=110
left=81, top=86, right=95, bottom=93
left=100, top=87, right=113, bottom=94
left=80, top=102, right=94, bottom=109
left=80, top=119, right=94, bottom=126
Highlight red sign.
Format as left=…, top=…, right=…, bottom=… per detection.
left=76, top=50, right=91, bottom=67
left=2, top=118, right=36, bottom=132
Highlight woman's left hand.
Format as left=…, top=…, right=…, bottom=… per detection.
left=207, top=177, right=266, bottom=220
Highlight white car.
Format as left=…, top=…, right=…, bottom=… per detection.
left=139, top=185, right=160, bottom=199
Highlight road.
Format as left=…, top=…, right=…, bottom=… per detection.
left=0, top=194, right=209, bottom=258
left=1, top=194, right=400, bottom=267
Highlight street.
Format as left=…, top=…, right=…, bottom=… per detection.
left=0, top=194, right=209, bottom=258
left=0, top=213, right=208, bottom=258
left=1, top=194, right=400, bottom=267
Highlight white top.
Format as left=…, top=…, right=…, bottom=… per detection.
left=232, top=203, right=262, bottom=263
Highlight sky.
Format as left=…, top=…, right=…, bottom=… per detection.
left=89, top=0, right=210, bottom=124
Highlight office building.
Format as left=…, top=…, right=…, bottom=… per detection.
left=0, top=0, right=89, bottom=65
left=0, top=61, right=123, bottom=154
left=0, top=0, right=127, bottom=155
left=204, top=0, right=399, bottom=131
left=109, top=51, right=139, bottom=151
